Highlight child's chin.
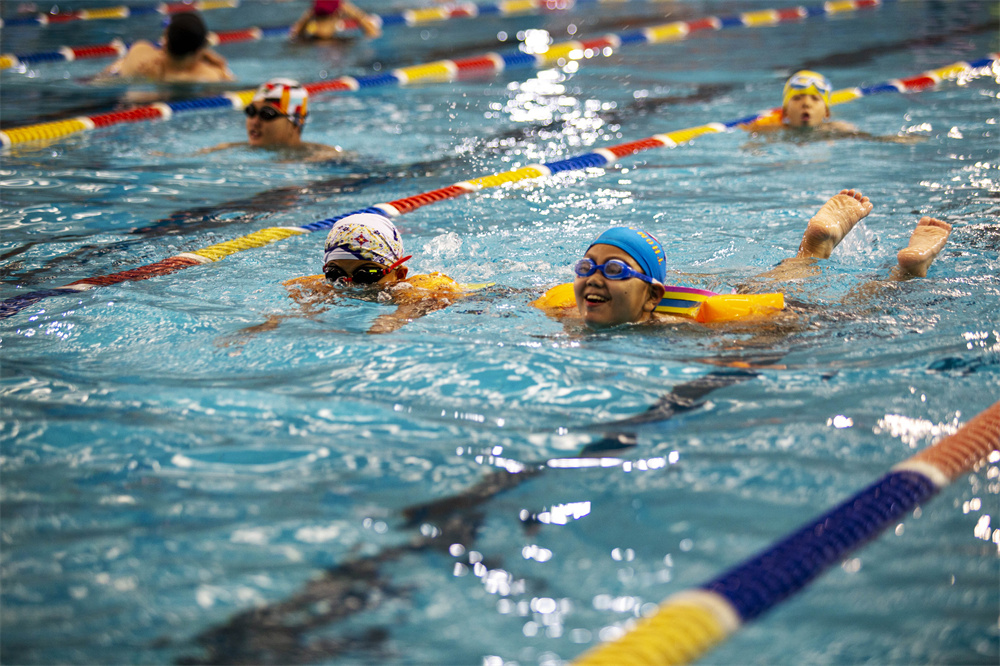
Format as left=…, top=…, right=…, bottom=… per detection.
left=584, top=313, right=628, bottom=328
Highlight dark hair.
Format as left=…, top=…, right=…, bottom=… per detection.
left=165, top=12, right=208, bottom=58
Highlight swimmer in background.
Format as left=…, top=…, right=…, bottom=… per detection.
left=198, top=79, right=350, bottom=163
left=224, top=213, right=482, bottom=343
left=534, top=189, right=952, bottom=328
left=289, top=0, right=382, bottom=41
left=746, top=70, right=923, bottom=143
left=97, top=12, right=235, bottom=82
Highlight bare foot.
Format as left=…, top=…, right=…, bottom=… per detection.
left=796, top=189, right=873, bottom=259
left=894, top=217, right=951, bottom=278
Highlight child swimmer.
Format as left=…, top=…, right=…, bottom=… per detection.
left=282, top=213, right=484, bottom=334
left=221, top=213, right=485, bottom=345
left=534, top=190, right=952, bottom=328
left=747, top=70, right=923, bottom=143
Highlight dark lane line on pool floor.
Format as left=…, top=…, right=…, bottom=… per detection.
left=176, top=363, right=772, bottom=665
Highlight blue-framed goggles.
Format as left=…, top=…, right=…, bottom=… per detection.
left=574, top=258, right=658, bottom=284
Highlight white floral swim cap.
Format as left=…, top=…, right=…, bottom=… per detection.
left=323, top=213, right=404, bottom=270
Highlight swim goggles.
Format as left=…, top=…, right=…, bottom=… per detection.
left=244, top=104, right=299, bottom=124
left=324, top=255, right=411, bottom=285
left=574, top=258, right=657, bottom=284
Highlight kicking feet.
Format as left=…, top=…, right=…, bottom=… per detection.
left=797, top=189, right=873, bottom=259
left=894, top=216, right=951, bottom=278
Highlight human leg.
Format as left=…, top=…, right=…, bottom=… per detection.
left=892, top=217, right=952, bottom=279
left=796, top=189, right=873, bottom=259
left=754, top=189, right=872, bottom=282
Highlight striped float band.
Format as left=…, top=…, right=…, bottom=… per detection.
left=0, top=56, right=995, bottom=316
left=0, top=0, right=879, bottom=70
left=0, top=1, right=921, bottom=145
left=656, top=285, right=716, bottom=315
left=572, top=400, right=1000, bottom=666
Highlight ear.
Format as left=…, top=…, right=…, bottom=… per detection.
left=394, top=266, right=408, bottom=280
left=643, top=283, right=665, bottom=313
left=825, top=106, right=831, bottom=119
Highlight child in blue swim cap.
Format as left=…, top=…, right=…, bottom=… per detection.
left=535, top=190, right=952, bottom=328
left=572, top=226, right=668, bottom=327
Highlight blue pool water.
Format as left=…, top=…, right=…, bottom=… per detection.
left=1, top=0, right=998, bottom=664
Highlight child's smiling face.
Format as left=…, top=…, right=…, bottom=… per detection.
left=574, top=244, right=661, bottom=327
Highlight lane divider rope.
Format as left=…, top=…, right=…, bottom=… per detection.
left=0, top=0, right=885, bottom=143
left=1, top=55, right=995, bottom=320
left=572, top=400, right=1000, bottom=666
left=0, top=0, right=240, bottom=29
left=5, top=0, right=763, bottom=68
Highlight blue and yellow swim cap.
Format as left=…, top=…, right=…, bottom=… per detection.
left=782, top=70, right=832, bottom=107
left=588, top=227, right=666, bottom=284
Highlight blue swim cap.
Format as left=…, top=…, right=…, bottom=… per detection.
left=588, top=227, right=666, bottom=284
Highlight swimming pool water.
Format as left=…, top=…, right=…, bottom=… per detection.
left=1, top=0, right=998, bottom=664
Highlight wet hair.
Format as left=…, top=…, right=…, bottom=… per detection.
left=165, top=12, right=208, bottom=58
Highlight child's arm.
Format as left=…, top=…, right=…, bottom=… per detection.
left=341, top=1, right=382, bottom=38
left=200, top=48, right=235, bottom=81
left=288, top=8, right=314, bottom=39
left=366, top=276, right=469, bottom=333
left=368, top=298, right=448, bottom=334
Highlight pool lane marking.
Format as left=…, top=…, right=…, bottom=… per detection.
left=0, top=0, right=629, bottom=31
left=0, top=0, right=240, bottom=29
left=571, top=400, right=1000, bottom=666
left=0, top=55, right=995, bottom=320
left=184, top=366, right=762, bottom=664
left=0, top=0, right=886, bottom=143
left=7, top=0, right=694, bottom=67
left=0, top=0, right=874, bottom=38
left=0, top=0, right=854, bottom=61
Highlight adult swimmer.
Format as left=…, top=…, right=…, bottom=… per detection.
left=225, top=213, right=484, bottom=343
left=289, top=0, right=382, bottom=41
left=533, top=189, right=952, bottom=328
left=197, top=79, right=350, bottom=163
left=97, top=12, right=234, bottom=83
left=746, top=70, right=923, bottom=143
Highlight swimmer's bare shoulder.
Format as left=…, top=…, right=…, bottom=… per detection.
left=99, top=40, right=161, bottom=78
left=192, top=141, right=245, bottom=156
left=162, top=60, right=233, bottom=83
left=811, top=121, right=926, bottom=144
left=818, top=120, right=860, bottom=133
left=300, top=143, right=353, bottom=163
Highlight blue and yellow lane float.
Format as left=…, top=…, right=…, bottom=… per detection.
left=0, top=0, right=239, bottom=28
left=0, top=55, right=996, bottom=320
left=1, top=0, right=888, bottom=138
left=572, top=400, right=1000, bottom=665
left=0, top=0, right=877, bottom=34
left=5, top=0, right=750, bottom=68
